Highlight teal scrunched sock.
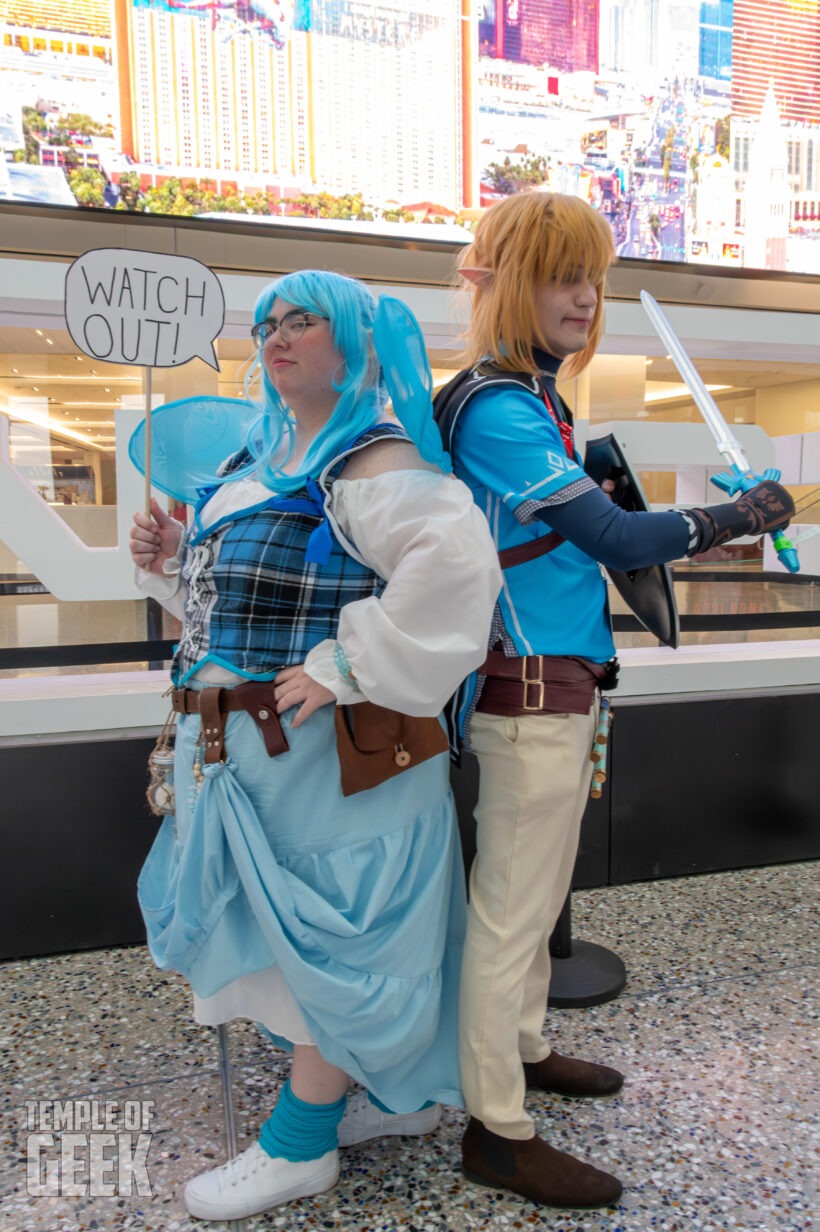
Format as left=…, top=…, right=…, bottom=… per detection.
left=258, top=1081, right=346, bottom=1162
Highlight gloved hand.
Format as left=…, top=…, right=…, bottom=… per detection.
left=684, top=480, right=795, bottom=556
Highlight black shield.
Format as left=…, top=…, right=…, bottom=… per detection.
left=584, top=433, right=680, bottom=649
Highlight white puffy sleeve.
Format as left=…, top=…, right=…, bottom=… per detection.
left=303, top=469, right=501, bottom=715
left=133, top=536, right=187, bottom=621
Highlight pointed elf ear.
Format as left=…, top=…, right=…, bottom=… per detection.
left=460, top=266, right=494, bottom=289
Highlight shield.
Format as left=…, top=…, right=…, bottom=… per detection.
left=584, top=433, right=680, bottom=649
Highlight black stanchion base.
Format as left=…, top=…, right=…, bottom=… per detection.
left=547, top=940, right=627, bottom=1009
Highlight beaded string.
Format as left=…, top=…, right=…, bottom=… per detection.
left=333, top=641, right=360, bottom=691
left=188, top=732, right=205, bottom=810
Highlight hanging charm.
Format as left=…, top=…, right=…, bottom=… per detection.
left=589, top=698, right=613, bottom=800
left=146, top=710, right=177, bottom=816
left=188, top=734, right=206, bottom=810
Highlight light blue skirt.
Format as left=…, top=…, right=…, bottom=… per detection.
left=138, top=703, right=466, bottom=1112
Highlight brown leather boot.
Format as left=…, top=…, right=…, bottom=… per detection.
left=462, top=1117, right=622, bottom=1208
left=523, top=1050, right=624, bottom=1097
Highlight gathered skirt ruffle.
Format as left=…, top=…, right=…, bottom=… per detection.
left=138, top=704, right=466, bottom=1112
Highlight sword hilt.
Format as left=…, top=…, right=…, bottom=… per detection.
left=710, top=465, right=782, bottom=496
left=710, top=465, right=800, bottom=573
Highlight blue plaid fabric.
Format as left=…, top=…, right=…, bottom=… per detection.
left=173, top=424, right=407, bottom=679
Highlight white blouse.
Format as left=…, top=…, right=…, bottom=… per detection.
left=136, top=466, right=502, bottom=709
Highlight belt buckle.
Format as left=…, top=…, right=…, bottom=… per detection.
left=173, top=687, right=196, bottom=716
left=521, top=656, right=545, bottom=711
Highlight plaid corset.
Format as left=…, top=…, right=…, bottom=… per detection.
left=173, top=424, right=406, bottom=679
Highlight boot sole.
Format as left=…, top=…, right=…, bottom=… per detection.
left=528, top=1084, right=624, bottom=1099
left=461, top=1165, right=622, bottom=1209
left=339, top=1107, right=442, bottom=1147
left=184, top=1156, right=339, bottom=1220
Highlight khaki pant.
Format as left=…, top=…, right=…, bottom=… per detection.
left=458, top=705, right=598, bottom=1139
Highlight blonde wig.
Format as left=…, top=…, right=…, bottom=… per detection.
left=458, top=192, right=616, bottom=379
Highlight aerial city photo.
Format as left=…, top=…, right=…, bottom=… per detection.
left=0, top=0, right=817, bottom=273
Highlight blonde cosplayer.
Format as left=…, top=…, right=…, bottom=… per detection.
left=459, top=192, right=616, bottom=379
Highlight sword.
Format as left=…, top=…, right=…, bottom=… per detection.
left=640, top=290, right=799, bottom=574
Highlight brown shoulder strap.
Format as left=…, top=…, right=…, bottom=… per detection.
left=497, top=530, right=564, bottom=569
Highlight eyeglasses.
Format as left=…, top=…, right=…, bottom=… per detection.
left=251, top=310, right=329, bottom=348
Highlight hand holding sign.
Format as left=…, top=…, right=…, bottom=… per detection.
left=65, top=248, right=225, bottom=513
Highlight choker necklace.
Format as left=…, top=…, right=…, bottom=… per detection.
left=531, top=347, right=561, bottom=379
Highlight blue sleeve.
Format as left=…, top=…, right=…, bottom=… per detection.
left=454, top=386, right=593, bottom=516
left=537, top=485, right=690, bottom=570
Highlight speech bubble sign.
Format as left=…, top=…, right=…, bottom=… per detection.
left=65, top=248, right=225, bottom=371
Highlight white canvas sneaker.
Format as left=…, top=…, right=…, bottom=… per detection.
left=337, top=1091, right=443, bottom=1147
left=183, top=1141, right=339, bottom=1220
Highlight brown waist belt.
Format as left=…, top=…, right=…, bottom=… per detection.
left=476, top=651, right=606, bottom=717
left=171, top=682, right=288, bottom=764
left=171, top=684, right=446, bottom=797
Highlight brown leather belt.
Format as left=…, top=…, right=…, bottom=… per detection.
left=171, top=682, right=289, bottom=764
left=477, top=651, right=605, bottom=717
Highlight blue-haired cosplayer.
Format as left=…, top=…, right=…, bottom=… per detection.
left=131, top=270, right=501, bottom=1221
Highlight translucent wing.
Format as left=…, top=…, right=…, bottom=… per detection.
left=129, top=396, right=259, bottom=503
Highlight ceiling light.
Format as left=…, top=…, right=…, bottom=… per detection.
left=11, top=374, right=141, bottom=383
left=644, top=382, right=731, bottom=404
left=59, top=401, right=121, bottom=409
left=0, top=405, right=106, bottom=451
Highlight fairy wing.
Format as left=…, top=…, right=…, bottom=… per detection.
left=128, top=395, right=259, bottom=503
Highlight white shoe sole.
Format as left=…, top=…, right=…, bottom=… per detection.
left=184, top=1153, right=339, bottom=1221
left=339, top=1103, right=442, bottom=1147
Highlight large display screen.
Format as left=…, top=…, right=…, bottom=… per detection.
left=1, top=0, right=819, bottom=274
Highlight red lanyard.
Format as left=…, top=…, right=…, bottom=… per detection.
left=541, top=386, right=575, bottom=460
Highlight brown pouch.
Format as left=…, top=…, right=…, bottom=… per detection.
left=334, top=701, right=449, bottom=797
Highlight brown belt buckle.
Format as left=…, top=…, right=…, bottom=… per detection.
left=522, top=655, right=545, bottom=711
left=170, top=687, right=189, bottom=715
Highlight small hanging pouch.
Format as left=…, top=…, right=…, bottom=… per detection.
left=146, top=710, right=177, bottom=817
left=334, top=702, right=449, bottom=797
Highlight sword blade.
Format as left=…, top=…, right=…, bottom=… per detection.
left=641, top=292, right=801, bottom=574
left=640, top=290, right=749, bottom=473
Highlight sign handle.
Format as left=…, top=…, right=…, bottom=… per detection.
left=143, top=366, right=152, bottom=515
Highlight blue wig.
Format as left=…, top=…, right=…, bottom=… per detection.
left=232, top=270, right=387, bottom=493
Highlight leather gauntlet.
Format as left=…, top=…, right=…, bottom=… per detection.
left=685, top=480, right=794, bottom=555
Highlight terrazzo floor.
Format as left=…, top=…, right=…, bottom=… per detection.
left=2, top=861, right=817, bottom=1232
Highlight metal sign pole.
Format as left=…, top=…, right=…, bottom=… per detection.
left=216, top=1023, right=247, bottom=1232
